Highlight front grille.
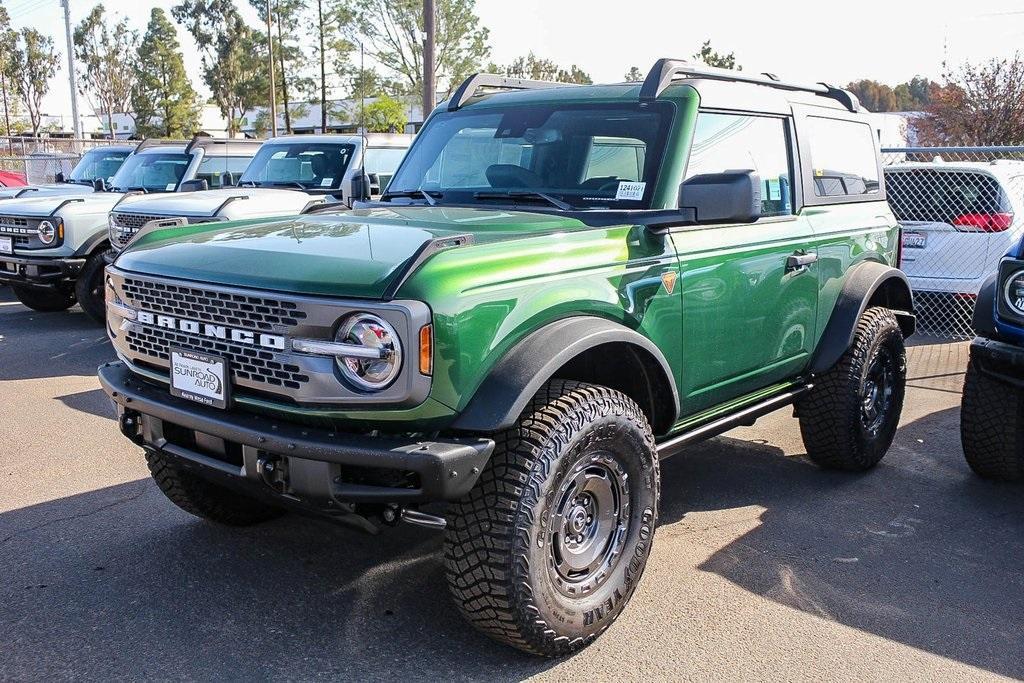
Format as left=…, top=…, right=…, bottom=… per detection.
left=0, top=216, right=29, bottom=231
left=121, top=277, right=308, bottom=332
left=125, top=325, right=310, bottom=390
left=109, top=212, right=161, bottom=247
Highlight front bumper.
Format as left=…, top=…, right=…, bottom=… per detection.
left=971, top=337, right=1024, bottom=388
left=99, top=361, right=493, bottom=509
left=0, top=253, right=85, bottom=288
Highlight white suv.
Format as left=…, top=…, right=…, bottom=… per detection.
left=0, top=138, right=260, bottom=322
left=0, top=145, right=135, bottom=200
left=107, top=134, right=412, bottom=253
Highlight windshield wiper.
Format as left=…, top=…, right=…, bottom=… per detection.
left=265, top=181, right=308, bottom=190
left=239, top=180, right=259, bottom=188
left=380, top=189, right=442, bottom=206
left=473, top=190, right=573, bottom=211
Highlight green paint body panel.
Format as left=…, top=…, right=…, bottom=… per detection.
left=111, top=82, right=902, bottom=436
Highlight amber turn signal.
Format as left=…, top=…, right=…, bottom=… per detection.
left=419, top=324, right=433, bottom=376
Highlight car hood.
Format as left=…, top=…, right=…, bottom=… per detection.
left=114, top=205, right=588, bottom=299
left=0, top=184, right=95, bottom=201
left=114, top=187, right=316, bottom=217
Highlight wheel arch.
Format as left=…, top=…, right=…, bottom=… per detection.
left=73, top=229, right=111, bottom=258
left=451, top=316, right=680, bottom=435
left=810, top=260, right=916, bottom=375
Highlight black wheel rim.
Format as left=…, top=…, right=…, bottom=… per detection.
left=861, top=346, right=896, bottom=436
left=546, top=452, right=630, bottom=597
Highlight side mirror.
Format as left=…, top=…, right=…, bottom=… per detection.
left=55, top=171, right=65, bottom=183
left=179, top=179, right=209, bottom=192
left=92, top=177, right=106, bottom=192
left=679, top=170, right=761, bottom=224
left=368, top=172, right=381, bottom=197
left=350, top=172, right=371, bottom=204
left=220, top=171, right=235, bottom=188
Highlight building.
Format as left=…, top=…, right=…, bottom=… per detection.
left=240, top=95, right=434, bottom=136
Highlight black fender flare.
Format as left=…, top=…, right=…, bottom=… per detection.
left=73, top=230, right=111, bottom=258
left=452, top=316, right=680, bottom=433
left=971, top=272, right=998, bottom=338
left=810, top=261, right=916, bottom=374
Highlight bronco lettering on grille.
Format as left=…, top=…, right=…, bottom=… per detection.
left=135, top=310, right=286, bottom=350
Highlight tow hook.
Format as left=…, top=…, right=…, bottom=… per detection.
left=118, top=409, right=144, bottom=445
left=257, top=455, right=287, bottom=493
left=382, top=505, right=447, bottom=530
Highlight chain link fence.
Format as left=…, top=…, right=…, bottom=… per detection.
left=882, top=146, right=1024, bottom=340
left=0, top=137, right=127, bottom=186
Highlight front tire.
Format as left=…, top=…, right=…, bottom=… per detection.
left=74, top=251, right=109, bottom=324
left=11, top=284, right=76, bottom=312
left=797, top=306, right=907, bottom=470
left=445, top=381, right=659, bottom=657
left=146, top=450, right=285, bottom=526
left=960, top=358, right=1024, bottom=480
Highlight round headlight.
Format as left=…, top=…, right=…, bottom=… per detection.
left=37, top=220, right=56, bottom=245
left=335, top=313, right=402, bottom=390
left=1004, top=269, right=1024, bottom=317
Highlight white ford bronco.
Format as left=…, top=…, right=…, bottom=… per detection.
left=0, top=145, right=135, bottom=200
left=0, top=137, right=260, bottom=321
left=107, top=134, right=413, bottom=254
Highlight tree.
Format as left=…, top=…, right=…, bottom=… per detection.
left=893, top=76, right=932, bottom=111
left=846, top=79, right=898, bottom=112
left=491, top=53, right=592, bottom=84
left=249, top=0, right=312, bottom=133
left=344, top=0, right=490, bottom=95
left=0, top=5, right=19, bottom=138
left=915, top=55, right=1024, bottom=146
left=363, top=94, right=406, bottom=132
left=624, top=66, right=643, bottom=82
left=9, top=28, right=59, bottom=137
left=693, top=40, right=740, bottom=70
left=172, top=0, right=268, bottom=136
left=310, top=0, right=353, bottom=130
left=132, top=8, right=200, bottom=138
left=73, top=4, right=139, bottom=138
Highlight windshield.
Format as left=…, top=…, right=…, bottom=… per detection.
left=238, top=143, right=356, bottom=190
left=68, top=148, right=130, bottom=184
left=110, top=152, right=191, bottom=192
left=387, top=102, right=673, bottom=209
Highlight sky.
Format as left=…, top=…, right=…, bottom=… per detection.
left=5, top=0, right=1024, bottom=123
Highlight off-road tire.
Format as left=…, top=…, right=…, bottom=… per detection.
left=960, top=358, right=1024, bottom=480
left=445, top=380, right=659, bottom=657
left=146, top=449, right=284, bottom=526
left=798, top=306, right=906, bottom=470
left=11, top=284, right=76, bottom=312
left=74, top=251, right=108, bottom=324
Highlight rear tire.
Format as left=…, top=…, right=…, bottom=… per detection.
left=74, top=251, right=108, bottom=324
left=445, top=380, right=659, bottom=657
left=146, top=450, right=284, bottom=526
left=797, top=306, right=906, bottom=470
left=11, top=284, right=76, bottom=312
left=960, top=358, right=1024, bottom=481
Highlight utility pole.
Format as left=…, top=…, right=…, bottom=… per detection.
left=265, top=0, right=277, bottom=138
left=0, top=70, right=12, bottom=153
left=422, top=0, right=435, bottom=122
left=317, top=0, right=327, bottom=132
left=60, top=0, right=82, bottom=141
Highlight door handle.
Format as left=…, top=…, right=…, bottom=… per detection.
left=785, top=251, right=817, bottom=274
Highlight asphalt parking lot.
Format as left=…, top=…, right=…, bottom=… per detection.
left=1, top=286, right=1022, bottom=682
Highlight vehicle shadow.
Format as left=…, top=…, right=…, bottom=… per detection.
left=55, top=388, right=116, bottom=420
left=660, top=405, right=1024, bottom=679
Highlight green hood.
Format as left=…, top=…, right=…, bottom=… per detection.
left=113, top=206, right=586, bottom=299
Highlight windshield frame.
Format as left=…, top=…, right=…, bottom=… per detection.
left=385, top=100, right=676, bottom=211
left=237, top=142, right=357, bottom=192
left=109, top=151, right=193, bottom=193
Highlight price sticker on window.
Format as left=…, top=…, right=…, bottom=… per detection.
left=615, top=181, right=646, bottom=201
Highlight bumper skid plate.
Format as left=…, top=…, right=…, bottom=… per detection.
left=971, top=337, right=1024, bottom=388
left=0, top=254, right=85, bottom=287
left=98, top=361, right=494, bottom=508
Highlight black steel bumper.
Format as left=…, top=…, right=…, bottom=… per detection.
left=0, top=253, right=85, bottom=288
left=98, top=361, right=493, bottom=508
left=971, top=337, right=1024, bottom=388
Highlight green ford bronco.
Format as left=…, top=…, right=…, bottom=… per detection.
left=99, top=59, right=915, bottom=656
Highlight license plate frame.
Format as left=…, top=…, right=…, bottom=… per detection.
left=0, top=236, right=11, bottom=255
left=169, top=347, right=230, bottom=409
left=902, top=231, right=927, bottom=249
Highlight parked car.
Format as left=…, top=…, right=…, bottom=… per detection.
left=99, top=60, right=914, bottom=656
left=960, top=235, right=1024, bottom=481
left=0, top=137, right=260, bottom=321
left=0, top=145, right=134, bottom=199
left=0, top=170, right=28, bottom=187
left=106, top=134, right=412, bottom=252
left=884, top=161, right=1024, bottom=333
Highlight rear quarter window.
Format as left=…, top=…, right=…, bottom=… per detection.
left=805, top=116, right=880, bottom=198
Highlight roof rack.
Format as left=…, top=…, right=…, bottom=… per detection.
left=638, top=58, right=860, bottom=112
left=134, top=138, right=189, bottom=152
left=184, top=134, right=263, bottom=155
left=447, top=74, right=578, bottom=112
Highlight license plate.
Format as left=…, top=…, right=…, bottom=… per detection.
left=0, top=236, right=11, bottom=255
left=169, top=348, right=230, bottom=409
left=902, top=231, right=927, bottom=249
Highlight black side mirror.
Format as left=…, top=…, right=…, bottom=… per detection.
left=55, top=171, right=65, bottom=183
left=220, top=171, right=235, bottom=188
left=367, top=172, right=381, bottom=197
left=679, top=170, right=761, bottom=224
left=93, top=177, right=106, bottom=192
left=350, top=172, right=371, bottom=204
left=179, top=179, right=209, bottom=192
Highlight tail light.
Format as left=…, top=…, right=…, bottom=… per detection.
left=952, top=212, right=1014, bottom=232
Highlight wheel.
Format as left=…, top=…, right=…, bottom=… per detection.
left=445, top=380, right=659, bottom=657
left=74, top=251, right=109, bottom=324
left=146, top=449, right=285, bottom=526
left=960, top=358, right=1024, bottom=480
left=11, top=284, right=76, bottom=312
left=797, top=306, right=907, bottom=470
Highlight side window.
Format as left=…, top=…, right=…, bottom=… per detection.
left=805, top=116, right=880, bottom=198
left=685, top=113, right=793, bottom=217
left=196, top=155, right=252, bottom=188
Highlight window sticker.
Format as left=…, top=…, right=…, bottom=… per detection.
left=766, top=178, right=782, bottom=201
left=166, top=183, right=177, bottom=191
left=320, top=177, right=334, bottom=187
left=615, top=181, right=646, bottom=201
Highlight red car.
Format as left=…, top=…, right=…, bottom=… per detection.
left=0, top=170, right=27, bottom=187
